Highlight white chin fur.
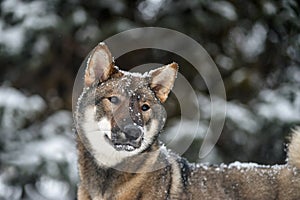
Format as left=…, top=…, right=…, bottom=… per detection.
left=82, top=106, right=158, bottom=167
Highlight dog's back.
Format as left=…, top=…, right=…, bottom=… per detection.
left=75, top=43, right=300, bottom=200
left=186, top=136, right=300, bottom=199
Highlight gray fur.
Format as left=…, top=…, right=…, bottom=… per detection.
left=75, top=43, right=300, bottom=200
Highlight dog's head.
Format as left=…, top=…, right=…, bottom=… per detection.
left=75, top=43, right=178, bottom=166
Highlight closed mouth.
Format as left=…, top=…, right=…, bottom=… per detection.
left=104, top=134, right=143, bottom=152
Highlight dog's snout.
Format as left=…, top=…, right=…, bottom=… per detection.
left=124, top=125, right=142, bottom=140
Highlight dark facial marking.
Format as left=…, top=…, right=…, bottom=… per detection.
left=128, top=94, right=144, bottom=127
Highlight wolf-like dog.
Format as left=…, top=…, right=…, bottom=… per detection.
left=74, top=43, right=300, bottom=200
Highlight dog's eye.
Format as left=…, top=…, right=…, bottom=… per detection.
left=141, top=104, right=150, bottom=111
left=108, top=96, right=119, bottom=104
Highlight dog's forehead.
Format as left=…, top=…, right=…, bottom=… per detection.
left=106, top=73, right=151, bottom=96
left=122, top=75, right=146, bottom=87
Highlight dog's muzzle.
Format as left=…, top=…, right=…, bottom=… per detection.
left=105, top=124, right=144, bottom=152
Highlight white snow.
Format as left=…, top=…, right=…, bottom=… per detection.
left=0, top=178, right=22, bottom=200
left=41, top=111, right=73, bottom=137
left=3, top=134, right=76, bottom=166
left=263, top=1, right=277, bottom=15
left=0, top=20, right=25, bottom=54
left=119, top=69, right=145, bottom=78
left=215, top=54, right=234, bottom=70
left=286, top=66, right=300, bottom=83
left=32, top=36, right=50, bottom=55
left=256, top=87, right=300, bottom=122
left=0, top=99, right=78, bottom=199
left=1, top=0, right=59, bottom=53
left=72, top=9, right=87, bottom=25
left=138, top=0, right=166, bottom=21
left=163, top=119, right=207, bottom=142
left=228, top=161, right=285, bottom=171
left=161, top=118, right=207, bottom=157
left=35, top=176, right=70, bottom=200
left=208, top=1, right=237, bottom=21
left=230, top=23, right=267, bottom=61
left=226, top=102, right=260, bottom=133
left=0, top=86, right=46, bottom=130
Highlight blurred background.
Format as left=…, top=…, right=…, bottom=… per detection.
left=0, top=0, right=300, bottom=199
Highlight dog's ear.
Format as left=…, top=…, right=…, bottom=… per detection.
left=84, top=43, right=115, bottom=87
left=149, top=62, right=178, bottom=103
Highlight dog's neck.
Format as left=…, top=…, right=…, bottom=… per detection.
left=76, top=133, right=167, bottom=197
left=76, top=132, right=162, bottom=171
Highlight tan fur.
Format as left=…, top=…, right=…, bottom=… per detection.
left=149, top=62, right=178, bottom=103
left=114, top=151, right=160, bottom=200
left=84, top=43, right=114, bottom=87
left=288, top=128, right=300, bottom=169
left=168, top=157, right=183, bottom=199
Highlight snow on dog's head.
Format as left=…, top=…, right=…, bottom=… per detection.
left=75, top=43, right=178, bottom=167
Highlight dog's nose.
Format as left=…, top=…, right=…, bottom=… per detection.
left=124, top=125, right=142, bottom=140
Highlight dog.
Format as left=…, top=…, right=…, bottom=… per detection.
left=74, top=43, right=300, bottom=200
